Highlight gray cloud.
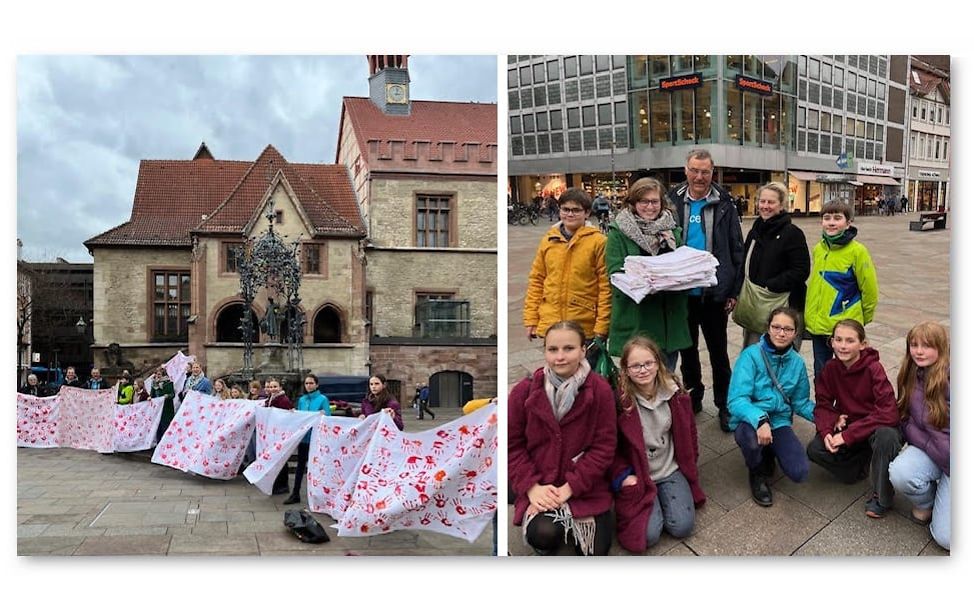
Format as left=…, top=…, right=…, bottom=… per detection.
left=17, top=55, right=497, bottom=261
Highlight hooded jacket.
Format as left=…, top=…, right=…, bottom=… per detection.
left=804, top=226, right=878, bottom=336
left=901, top=369, right=950, bottom=476
left=611, top=387, right=705, bottom=553
left=741, top=212, right=811, bottom=311
left=605, top=222, right=691, bottom=355
left=508, top=368, right=617, bottom=526
left=728, top=335, right=816, bottom=431
left=813, top=347, right=899, bottom=445
left=667, top=181, right=744, bottom=302
left=524, top=223, right=611, bottom=338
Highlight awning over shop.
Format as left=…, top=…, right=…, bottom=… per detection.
left=855, top=175, right=901, bottom=186
left=787, top=170, right=821, bottom=181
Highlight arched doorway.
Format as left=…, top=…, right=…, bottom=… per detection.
left=215, top=303, right=260, bottom=342
left=313, top=305, right=343, bottom=343
left=429, top=370, right=473, bottom=409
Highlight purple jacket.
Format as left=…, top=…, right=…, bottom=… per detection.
left=508, top=368, right=617, bottom=526
left=361, top=396, right=403, bottom=431
left=901, top=370, right=950, bottom=476
left=611, top=390, right=705, bottom=553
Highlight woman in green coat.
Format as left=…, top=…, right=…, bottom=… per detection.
left=150, top=366, right=176, bottom=442
left=606, top=177, right=691, bottom=370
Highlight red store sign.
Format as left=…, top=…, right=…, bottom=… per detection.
left=735, top=75, right=774, bottom=96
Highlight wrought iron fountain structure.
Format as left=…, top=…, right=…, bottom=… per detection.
left=235, top=197, right=306, bottom=381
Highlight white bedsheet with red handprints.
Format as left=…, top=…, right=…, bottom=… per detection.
left=151, top=391, right=257, bottom=479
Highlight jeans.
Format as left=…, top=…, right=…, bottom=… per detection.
left=662, top=350, right=679, bottom=373
left=680, top=296, right=732, bottom=412
left=810, top=334, right=833, bottom=379
left=645, top=470, right=696, bottom=547
left=807, top=426, right=902, bottom=506
left=889, top=445, right=950, bottom=550
left=735, top=423, right=809, bottom=482
left=291, top=442, right=310, bottom=496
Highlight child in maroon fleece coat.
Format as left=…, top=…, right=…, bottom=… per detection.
left=806, top=320, right=902, bottom=518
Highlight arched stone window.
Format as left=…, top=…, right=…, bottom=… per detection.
left=215, top=303, right=260, bottom=343
left=313, top=305, right=343, bottom=343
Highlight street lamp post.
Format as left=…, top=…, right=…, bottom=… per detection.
left=610, top=138, right=616, bottom=199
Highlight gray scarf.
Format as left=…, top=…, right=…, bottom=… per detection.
left=543, top=359, right=591, bottom=422
left=614, top=207, right=678, bottom=256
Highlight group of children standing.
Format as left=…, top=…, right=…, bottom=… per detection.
left=509, top=187, right=950, bottom=555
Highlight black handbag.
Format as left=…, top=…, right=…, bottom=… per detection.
left=283, top=509, right=330, bottom=544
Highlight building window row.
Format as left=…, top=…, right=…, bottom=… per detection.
left=912, top=98, right=950, bottom=126
left=801, top=55, right=887, bottom=80
left=911, top=132, right=950, bottom=162
left=508, top=55, right=626, bottom=89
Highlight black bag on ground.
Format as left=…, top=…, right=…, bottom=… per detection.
left=284, top=509, right=330, bottom=543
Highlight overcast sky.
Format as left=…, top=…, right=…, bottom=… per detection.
left=16, top=55, right=497, bottom=262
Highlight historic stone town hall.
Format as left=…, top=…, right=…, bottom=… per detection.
left=84, top=55, right=498, bottom=407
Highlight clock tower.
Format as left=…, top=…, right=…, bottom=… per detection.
left=367, top=54, right=411, bottom=116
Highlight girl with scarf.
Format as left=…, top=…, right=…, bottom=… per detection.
left=508, top=320, right=617, bottom=555
left=889, top=322, right=950, bottom=550
left=606, top=177, right=690, bottom=370
left=611, top=335, right=705, bottom=553
left=728, top=307, right=816, bottom=507
left=360, top=374, right=403, bottom=431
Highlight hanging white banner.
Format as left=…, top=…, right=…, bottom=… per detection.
left=151, top=392, right=258, bottom=479
left=113, top=397, right=166, bottom=452
left=306, top=404, right=498, bottom=542
left=57, top=386, right=116, bottom=453
left=243, top=407, right=321, bottom=494
left=16, top=393, right=60, bottom=448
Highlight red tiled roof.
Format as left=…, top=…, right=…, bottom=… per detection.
left=86, top=146, right=364, bottom=249
left=340, top=97, right=497, bottom=175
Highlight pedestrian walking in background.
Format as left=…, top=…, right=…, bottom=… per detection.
left=889, top=321, right=950, bottom=549
left=284, top=374, right=330, bottom=505
left=668, top=149, right=744, bottom=429
left=728, top=307, right=815, bottom=507
left=807, top=320, right=902, bottom=519
left=508, top=321, right=616, bottom=556
left=611, top=336, right=705, bottom=553
left=416, top=382, right=434, bottom=420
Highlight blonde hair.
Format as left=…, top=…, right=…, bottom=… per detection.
left=618, top=335, right=682, bottom=412
left=896, top=322, right=950, bottom=429
left=757, top=181, right=789, bottom=211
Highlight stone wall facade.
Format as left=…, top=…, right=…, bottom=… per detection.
left=366, top=249, right=496, bottom=339
left=369, top=342, right=498, bottom=402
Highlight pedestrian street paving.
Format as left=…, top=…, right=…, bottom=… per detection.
left=17, top=407, right=494, bottom=556
left=506, top=213, right=950, bottom=556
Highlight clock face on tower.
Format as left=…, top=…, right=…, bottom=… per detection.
left=386, top=83, right=407, bottom=104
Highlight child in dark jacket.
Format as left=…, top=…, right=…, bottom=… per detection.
left=611, top=336, right=704, bottom=554
left=888, top=322, right=950, bottom=550
left=806, top=320, right=902, bottom=518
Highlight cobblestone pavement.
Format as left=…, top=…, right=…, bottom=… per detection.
left=506, top=213, right=950, bottom=556
left=16, top=408, right=494, bottom=556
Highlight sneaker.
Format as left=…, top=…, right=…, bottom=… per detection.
left=864, top=494, right=889, bottom=518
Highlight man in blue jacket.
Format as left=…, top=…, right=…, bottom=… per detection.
left=667, top=149, right=744, bottom=431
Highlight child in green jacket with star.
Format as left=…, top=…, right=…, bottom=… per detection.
left=804, top=200, right=878, bottom=379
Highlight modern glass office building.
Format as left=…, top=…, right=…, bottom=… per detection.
left=508, top=55, right=914, bottom=215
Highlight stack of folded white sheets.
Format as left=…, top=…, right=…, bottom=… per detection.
left=610, top=247, right=719, bottom=303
